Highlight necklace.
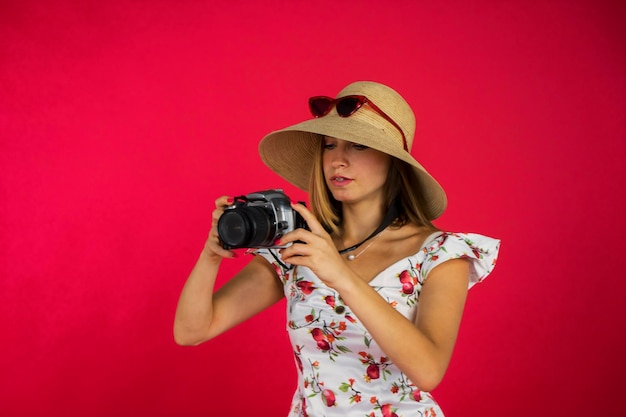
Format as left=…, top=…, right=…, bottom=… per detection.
left=337, top=201, right=399, bottom=257
left=345, top=228, right=386, bottom=261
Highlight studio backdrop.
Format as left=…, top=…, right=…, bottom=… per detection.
left=1, top=1, right=625, bottom=416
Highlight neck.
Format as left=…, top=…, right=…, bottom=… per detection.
left=342, top=212, right=380, bottom=242
left=339, top=200, right=394, bottom=249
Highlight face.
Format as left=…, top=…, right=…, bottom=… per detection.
left=322, top=136, right=391, bottom=205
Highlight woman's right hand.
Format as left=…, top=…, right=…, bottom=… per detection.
left=203, top=195, right=237, bottom=260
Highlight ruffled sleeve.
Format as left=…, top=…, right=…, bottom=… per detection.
left=420, top=232, right=501, bottom=288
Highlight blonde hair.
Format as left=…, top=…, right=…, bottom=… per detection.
left=308, top=137, right=437, bottom=236
left=309, top=136, right=341, bottom=235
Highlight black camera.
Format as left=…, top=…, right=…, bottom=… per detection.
left=217, top=189, right=307, bottom=249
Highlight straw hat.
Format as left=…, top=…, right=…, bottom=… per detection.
left=258, top=81, right=447, bottom=219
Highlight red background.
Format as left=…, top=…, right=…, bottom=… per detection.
left=1, top=1, right=625, bottom=416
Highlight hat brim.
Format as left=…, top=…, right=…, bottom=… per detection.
left=259, top=114, right=447, bottom=220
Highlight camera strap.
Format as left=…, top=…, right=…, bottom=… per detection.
left=337, top=200, right=400, bottom=255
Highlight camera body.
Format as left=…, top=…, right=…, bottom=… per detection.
left=217, top=189, right=307, bottom=250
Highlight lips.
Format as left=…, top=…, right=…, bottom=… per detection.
left=329, top=175, right=353, bottom=187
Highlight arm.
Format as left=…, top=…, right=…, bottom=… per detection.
left=330, top=259, right=469, bottom=392
left=279, top=203, right=469, bottom=391
left=173, top=197, right=284, bottom=346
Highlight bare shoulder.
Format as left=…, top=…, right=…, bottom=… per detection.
left=383, top=223, right=439, bottom=258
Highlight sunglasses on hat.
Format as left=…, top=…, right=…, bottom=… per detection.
left=308, top=95, right=408, bottom=151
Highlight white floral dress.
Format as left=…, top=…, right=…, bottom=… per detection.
left=256, top=232, right=500, bottom=417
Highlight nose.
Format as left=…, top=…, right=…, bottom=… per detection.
left=331, top=147, right=348, bottom=168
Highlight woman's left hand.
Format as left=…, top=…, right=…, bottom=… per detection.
left=278, top=203, right=351, bottom=289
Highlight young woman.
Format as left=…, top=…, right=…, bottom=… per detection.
left=174, top=81, right=500, bottom=416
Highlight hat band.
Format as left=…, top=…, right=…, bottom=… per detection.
left=309, top=95, right=408, bottom=152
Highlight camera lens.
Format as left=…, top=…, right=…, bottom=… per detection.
left=217, top=206, right=276, bottom=249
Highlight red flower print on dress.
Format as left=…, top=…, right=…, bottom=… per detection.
left=311, top=328, right=331, bottom=351
left=287, top=271, right=318, bottom=304
left=296, top=280, right=315, bottom=295
left=324, top=295, right=335, bottom=308
left=399, top=270, right=415, bottom=295
left=301, top=360, right=337, bottom=408
left=358, top=351, right=391, bottom=382
left=381, top=403, right=399, bottom=417
left=322, top=389, right=336, bottom=407
left=325, top=294, right=354, bottom=316
left=367, top=363, right=380, bottom=379
left=339, top=378, right=363, bottom=404
left=425, top=408, right=437, bottom=417
left=369, top=399, right=399, bottom=417
left=413, top=389, right=423, bottom=401
left=396, top=261, right=420, bottom=306
left=389, top=373, right=423, bottom=403
left=309, top=321, right=351, bottom=359
left=421, top=233, right=448, bottom=263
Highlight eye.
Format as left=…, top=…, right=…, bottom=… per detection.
left=323, top=138, right=337, bottom=150
left=352, top=143, right=369, bottom=150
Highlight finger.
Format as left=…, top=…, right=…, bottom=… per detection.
left=210, top=246, right=238, bottom=259
left=279, top=242, right=310, bottom=263
left=206, top=230, right=238, bottom=259
left=289, top=203, right=326, bottom=234
left=211, top=196, right=234, bottom=226
left=211, top=207, right=225, bottom=225
left=278, top=228, right=311, bottom=246
left=215, top=195, right=234, bottom=208
left=207, top=198, right=237, bottom=258
left=279, top=227, right=329, bottom=249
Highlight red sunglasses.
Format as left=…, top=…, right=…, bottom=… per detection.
left=308, top=95, right=408, bottom=151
